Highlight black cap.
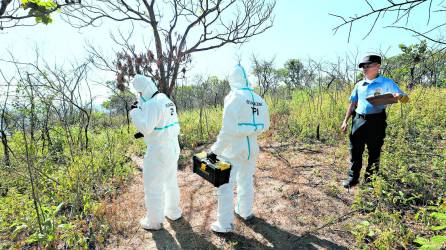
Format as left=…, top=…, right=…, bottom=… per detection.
left=359, top=55, right=381, bottom=68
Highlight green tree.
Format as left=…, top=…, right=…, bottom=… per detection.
left=398, top=41, right=428, bottom=89
left=0, top=0, right=79, bottom=30
left=280, top=59, right=305, bottom=90
left=386, top=41, right=446, bottom=88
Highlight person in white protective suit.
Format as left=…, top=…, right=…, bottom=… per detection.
left=208, top=64, right=270, bottom=233
left=129, top=74, right=182, bottom=230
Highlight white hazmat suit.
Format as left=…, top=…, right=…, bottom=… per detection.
left=129, top=74, right=182, bottom=230
left=210, top=65, right=270, bottom=233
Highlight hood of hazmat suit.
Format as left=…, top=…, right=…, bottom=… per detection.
left=132, top=74, right=159, bottom=102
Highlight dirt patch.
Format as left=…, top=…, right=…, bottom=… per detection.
left=103, top=140, right=360, bottom=249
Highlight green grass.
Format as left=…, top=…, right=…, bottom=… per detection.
left=0, top=125, right=140, bottom=249
left=178, top=107, right=222, bottom=149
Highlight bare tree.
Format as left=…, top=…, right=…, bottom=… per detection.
left=2, top=51, right=93, bottom=152
left=330, top=0, right=446, bottom=45
left=252, top=55, right=279, bottom=97
left=64, top=0, right=276, bottom=96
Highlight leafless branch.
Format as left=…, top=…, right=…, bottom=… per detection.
left=386, top=25, right=446, bottom=44
left=329, top=0, right=446, bottom=43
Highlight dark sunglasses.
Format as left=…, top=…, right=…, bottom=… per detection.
left=362, top=63, right=378, bottom=69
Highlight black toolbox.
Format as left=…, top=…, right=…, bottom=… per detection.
left=192, top=152, right=231, bottom=187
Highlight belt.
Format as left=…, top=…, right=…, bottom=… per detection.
left=356, top=111, right=386, bottom=120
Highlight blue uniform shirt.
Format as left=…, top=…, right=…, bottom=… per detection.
left=349, top=75, right=405, bottom=115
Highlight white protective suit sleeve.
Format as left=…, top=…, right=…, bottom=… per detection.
left=129, top=102, right=161, bottom=136
left=210, top=93, right=240, bottom=156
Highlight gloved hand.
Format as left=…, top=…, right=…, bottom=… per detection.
left=130, top=101, right=139, bottom=110
left=134, top=132, right=144, bottom=139
left=207, top=151, right=218, bottom=163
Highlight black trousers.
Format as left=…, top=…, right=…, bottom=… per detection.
left=349, top=111, right=387, bottom=180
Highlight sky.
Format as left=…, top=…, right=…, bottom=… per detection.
left=0, top=0, right=441, bottom=103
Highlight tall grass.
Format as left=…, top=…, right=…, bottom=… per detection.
left=0, top=126, right=139, bottom=249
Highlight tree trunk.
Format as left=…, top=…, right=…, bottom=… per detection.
left=29, top=82, right=36, bottom=143
left=409, top=66, right=415, bottom=90
left=1, top=130, right=10, bottom=167
left=125, top=102, right=130, bottom=133
left=22, top=119, right=43, bottom=234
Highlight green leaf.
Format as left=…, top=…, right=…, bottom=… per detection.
left=414, top=237, right=429, bottom=246
left=47, top=234, right=55, bottom=241
left=419, top=245, right=440, bottom=250
left=415, top=212, right=421, bottom=221
left=54, top=202, right=64, bottom=215
left=430, top=235, right=446, bottom=244
left=431, top=212, right=446, bottom=223
left=11, top=224, right=28, bottom=238
left=416, top=235, right=446, bottom=250
left=360, top=220, right=370, bottom=227
left=58, top=223, right=74, bottom=230
left=432, top=225, right=446, bottom=231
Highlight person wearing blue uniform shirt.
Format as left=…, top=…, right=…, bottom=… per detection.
left=340, top=54, right=409, bottom=188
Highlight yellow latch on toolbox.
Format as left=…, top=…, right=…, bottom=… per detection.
left=200, top=163, right=207, bottom=172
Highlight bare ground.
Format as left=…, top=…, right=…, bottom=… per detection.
left=100, top=140, right=361, bottom=249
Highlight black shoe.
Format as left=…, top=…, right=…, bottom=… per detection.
left=364, top=177, right=372, bottom=185
left=342, top=177, right=359, bottom=188
left=364, top=173, right=376, bottom=184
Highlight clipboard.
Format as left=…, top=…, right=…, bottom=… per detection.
left=366, top=93, right=398, bottom=106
